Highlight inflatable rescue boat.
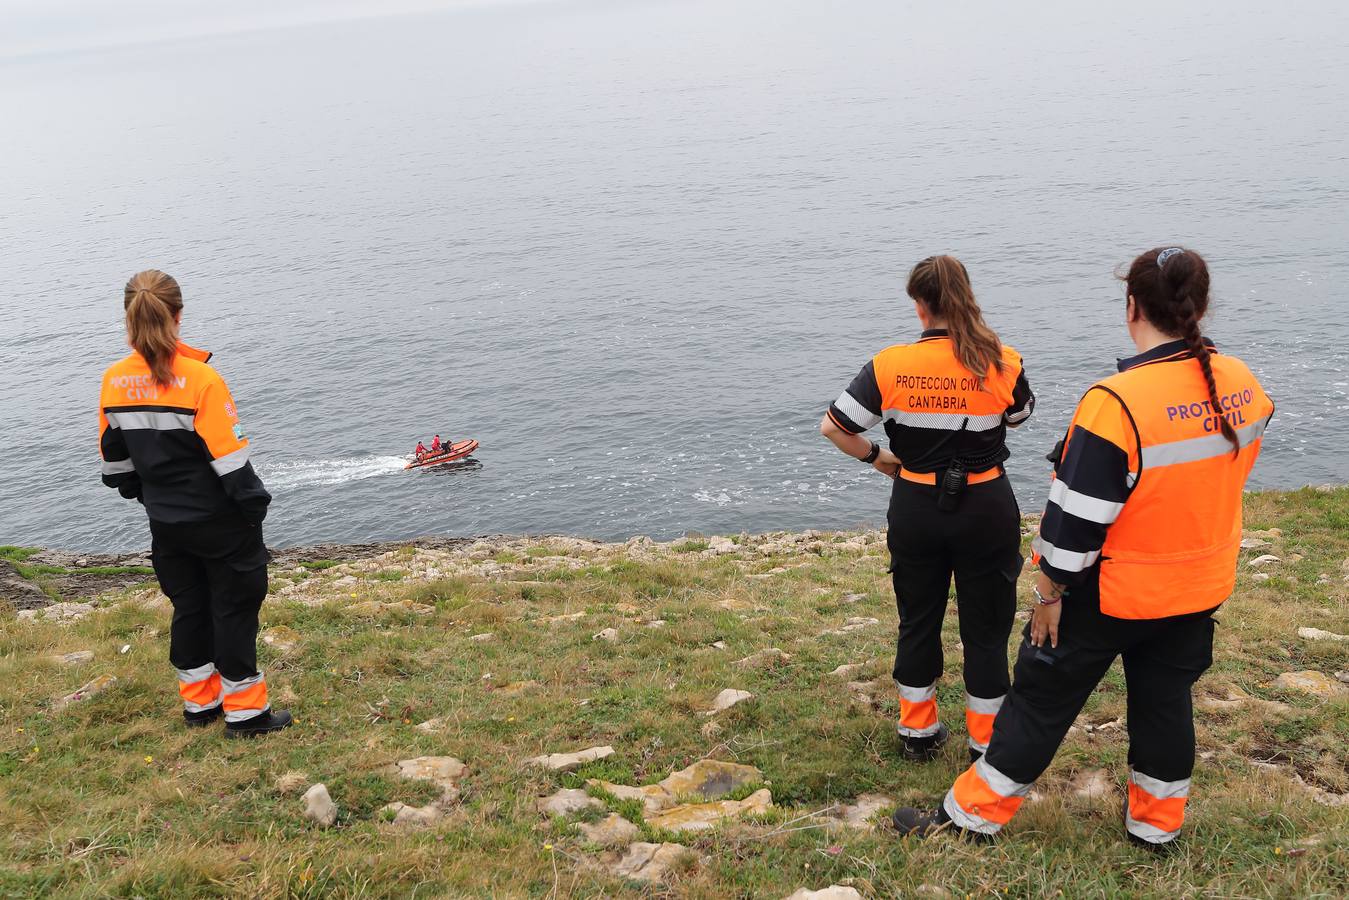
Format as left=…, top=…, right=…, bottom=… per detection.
left=405, top=439, right=479, bottom=470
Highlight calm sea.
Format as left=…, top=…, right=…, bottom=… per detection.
left=2, top=0, right=1346, bottom=552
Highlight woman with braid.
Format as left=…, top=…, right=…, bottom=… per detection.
left=893, top=247, right=1274, bottom=850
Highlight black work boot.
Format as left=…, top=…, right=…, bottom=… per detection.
left=892, top=803, right=994, bottom=843
left=184, top=706, right=223, bottom=728
left=225, top=708, right=293, bottom=738
left=901, top=723, right=950, bottom=761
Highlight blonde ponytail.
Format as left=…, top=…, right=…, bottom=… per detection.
left=907, top=255, right=1004, bottom=387
left=123, top=270, right=183, bottom=388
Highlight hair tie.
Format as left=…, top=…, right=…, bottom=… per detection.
left=1157, top=247, right=1184, bottom=268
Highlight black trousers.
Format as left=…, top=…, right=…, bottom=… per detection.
left=149, top=515, right=270, bottom=682
left=887, top=476, right=1021, bottom=702
left=986, top=578, right=1216, bottom=787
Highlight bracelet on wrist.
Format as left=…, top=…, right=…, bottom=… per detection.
left=861, top=441, right=881, bottom=464
left=1033, top=585, right=1061, bottom=607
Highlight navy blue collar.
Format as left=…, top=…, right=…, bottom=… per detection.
left=919, top=328, right=949, bottom=341
left=1117, top=337, right=1216, bottom=372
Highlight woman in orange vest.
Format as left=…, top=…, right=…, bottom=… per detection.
left=821, top=255, right=1034, bottom=762
left=99, top=270, right=292, bottom=737
left=893, top=247, right=1274, bottom=848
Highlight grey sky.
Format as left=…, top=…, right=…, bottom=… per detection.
left=0, top=0, right=549, bottom=59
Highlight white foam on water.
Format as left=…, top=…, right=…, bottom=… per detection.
left=258, top=455, right=408, bottom=490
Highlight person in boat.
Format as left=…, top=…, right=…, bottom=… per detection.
left=414, top=441, right=427, bottom=458
left=98, top=269, right=291, bottom=738
left=431, top=435, right=442, bottom=454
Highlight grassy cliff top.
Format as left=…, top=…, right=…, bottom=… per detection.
left=2, top=488, right=1346, bottom=897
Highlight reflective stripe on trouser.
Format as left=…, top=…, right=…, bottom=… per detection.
left=965, top=693, right=1005, bottom=752
left=177, top=662, right=222, bottom=713
left=943, top=755, right=1032, bottom=834
left=1126, top=769, right=1189, bottom=844
left=895, top=680, right=940, bottom=737
left=221, top=673, right=269, bottom=723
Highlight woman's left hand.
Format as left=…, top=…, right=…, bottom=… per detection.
left=1030, top=598, right=1062, bottom=648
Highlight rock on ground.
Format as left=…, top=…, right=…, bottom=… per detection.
left=733, top=648, right=792, bottom=669
left=589, top=780, right=671, bottom=814
left=823, top=617, right=879, bottom=636
left=53, top=674, right=117, bottom=710
left=784, top=888, right=863, bottom=900
left=589, top=758, right=764, bottom=814
left=1298, top=627, right=1347, bottom=642
left=538, top=788, right=603, bottom=817
left=827, top=663, right=864, bottom=679
left=18, top=602, right=96, bottom=624
left=525, top=745, right=615, bottom=771
left=704, top=688, right=754, bottom=715
left=469, top=632, right=495, bottom=642
left=575, top=812, right=640, bottom=847
left=1068, top=769, right=1113, bottom=800
left=45, top=650, right=94, bottom=667
left=302, top=783, right=337, bottom=827
left=415, top=717, right=449, bottom=733
left=658, top=759, right=763, bottom=801
left=607, top=842, right=695, bottom=883
left=831, top=793, right=892, bottom=830
left=1, top=560, right=49, bottom=611
left=1273, top=671, right=1349, bottom=698
left=388, top=755, right=467, bottom=817
left=646, top=788, right=773, bottom=834
left=592, top=628, right=619, bottom=642
left=1248, top=554, right=1281, bottom=568
left=260, top=625, right=302, bottom=653
left=381, top=801, right=443, bottom=828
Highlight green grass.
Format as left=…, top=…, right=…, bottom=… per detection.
left=0, top=489, right=1345, bottom=897
left=0, top=546, right=40, bottom=563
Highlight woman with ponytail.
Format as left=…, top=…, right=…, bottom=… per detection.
left=821, top=255, right=1034, bottom=763
left=99, top=271, right=291, bottom=738
left=894, top=247, right=1274, bottom=851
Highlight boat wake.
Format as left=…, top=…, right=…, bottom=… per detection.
left=257, top=455, right=407, bottom=490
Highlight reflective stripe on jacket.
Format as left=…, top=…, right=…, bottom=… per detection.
left=99, top=342, right=272, bottom=524
left=827, top=329, right=1033, bottom=472
left=1034, top=339, right=1273, bottom=619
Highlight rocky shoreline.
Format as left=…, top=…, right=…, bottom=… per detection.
left=1, top=527, right=892, bottom=613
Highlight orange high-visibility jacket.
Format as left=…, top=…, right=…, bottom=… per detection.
left=1034, top=339, right=1273, bottom=619
left=98, top=342, right=271, bottom=524
left=828, top=329, right=1034, bottom=472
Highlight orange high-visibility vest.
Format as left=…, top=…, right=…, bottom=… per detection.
left=1057, top=352, right=1274, bottom=619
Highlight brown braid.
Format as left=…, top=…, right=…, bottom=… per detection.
left=1176, top=291, right=1239, bottom=453
left=1122, top=246, right=1240, bottom=455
